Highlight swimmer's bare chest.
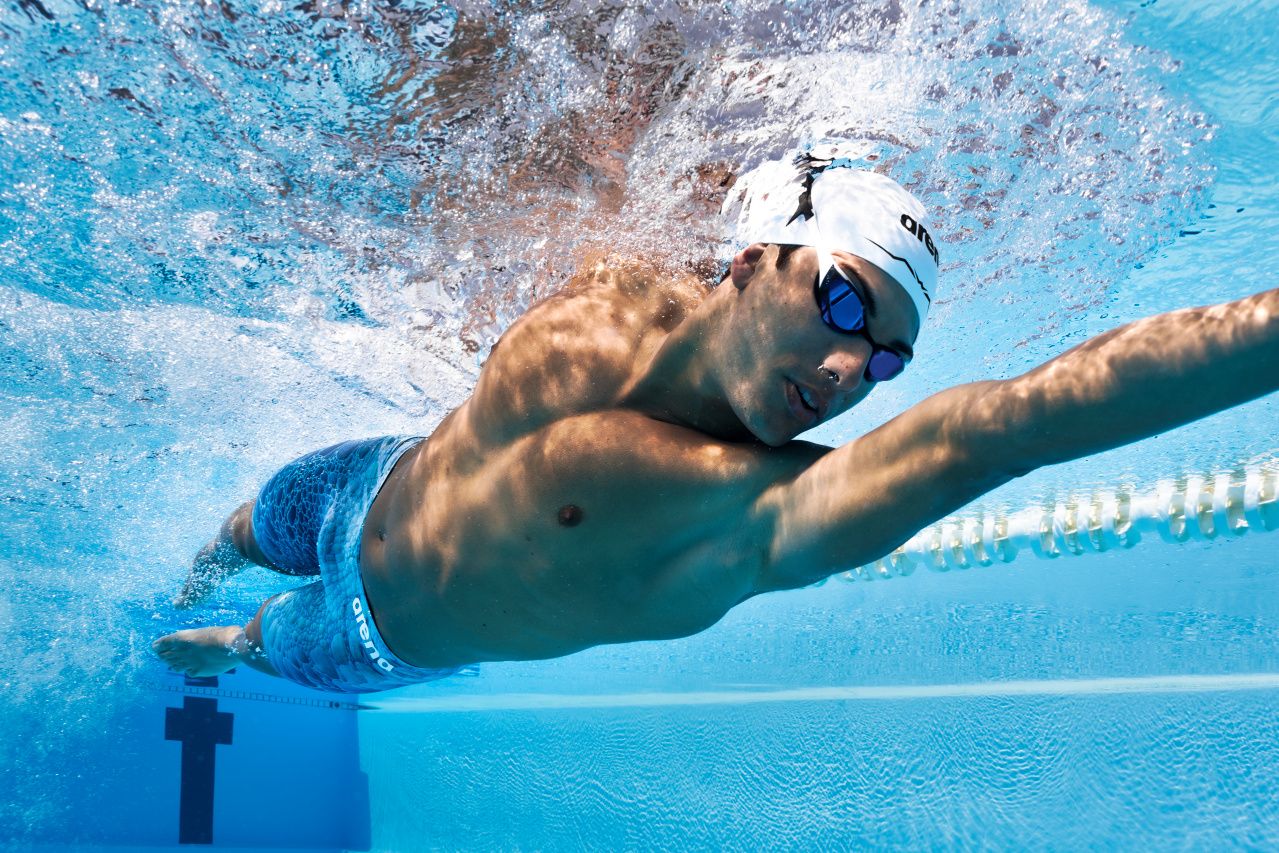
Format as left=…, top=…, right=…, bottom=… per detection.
left=358, top=261, right=820, bottom=669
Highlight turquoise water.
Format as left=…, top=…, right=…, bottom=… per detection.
left=1, top=0, right=1277, bottom=847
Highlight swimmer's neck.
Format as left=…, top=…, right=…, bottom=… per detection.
left=618, top=283, right=753, bottom=441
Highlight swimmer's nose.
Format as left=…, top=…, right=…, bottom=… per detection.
left=820, top=347, right=870, bottom=394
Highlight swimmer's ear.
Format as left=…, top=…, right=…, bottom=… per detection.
left=729, top=243, right=768, bottom=290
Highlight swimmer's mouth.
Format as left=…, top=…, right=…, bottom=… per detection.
left=786, top=379, right=822, bottom=426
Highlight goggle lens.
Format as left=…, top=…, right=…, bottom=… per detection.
left=822, top=274, right=866, bottom=332
left=815, top=266, right=908, bottom=384
left=866, top=347, right=906, bottom=382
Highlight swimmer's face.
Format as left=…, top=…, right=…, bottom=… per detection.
left=719, top=243, right=920, bottom=447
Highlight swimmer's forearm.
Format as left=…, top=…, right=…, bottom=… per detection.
left=990, top=288, right=1279, bottom=469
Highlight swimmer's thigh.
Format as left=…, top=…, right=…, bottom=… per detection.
left=257, top=583, right=361, bottom=692
left=251, top=441, right=371, bottom=576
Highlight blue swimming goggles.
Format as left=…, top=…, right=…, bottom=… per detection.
left=812, top=245, right=910, bottom=383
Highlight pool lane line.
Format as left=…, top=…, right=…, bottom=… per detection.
left=144, top=678, right=373, bottom=711
left=365, top=672, right=1279, bottom=713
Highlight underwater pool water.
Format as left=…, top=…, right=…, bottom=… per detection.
left=1, top=0, right=1277, bottom=847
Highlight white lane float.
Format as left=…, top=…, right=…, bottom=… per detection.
left=841, top=463, right=1279, bottom=582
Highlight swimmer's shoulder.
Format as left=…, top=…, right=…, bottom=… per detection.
left=554, top=250, right=711, bottom=315
left=456, top=253, right=709, bottom=446
left=490, top=251, right=708, bottom=365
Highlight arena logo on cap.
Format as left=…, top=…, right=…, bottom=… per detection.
left=900, top=214, right=939, bottom=265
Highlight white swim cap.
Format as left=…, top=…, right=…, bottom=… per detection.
left=725, top=144, right=940, bottom=324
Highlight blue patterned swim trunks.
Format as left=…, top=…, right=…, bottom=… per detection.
left=253, top=436, right=461, bottom=693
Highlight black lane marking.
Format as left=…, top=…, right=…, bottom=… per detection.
left=164, top=696, right=234, bottom=844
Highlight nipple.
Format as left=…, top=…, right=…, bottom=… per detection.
left=557, top=504, right=584, bottom=527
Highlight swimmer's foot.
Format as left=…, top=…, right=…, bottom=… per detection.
left=173, top=540, right=249, bottom=609
left=152, top=626, right=244, bottom=677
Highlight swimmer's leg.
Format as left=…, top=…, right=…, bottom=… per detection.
left=177, top=439, right=386, bottom=607
left=173, top=500, right=275, bottom=608
left=153, top=597, right=281, bottom=679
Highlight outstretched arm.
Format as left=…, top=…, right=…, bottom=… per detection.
left=750, top=287, right=1279, bottom=591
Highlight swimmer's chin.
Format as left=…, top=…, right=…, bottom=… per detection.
left=743, top=421, right=799, bottom=448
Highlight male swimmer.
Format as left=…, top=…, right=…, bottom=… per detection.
left=154, top=147, right=1279, bottom=692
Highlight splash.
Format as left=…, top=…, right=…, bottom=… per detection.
left=0, top=0, right=1217, bottom=838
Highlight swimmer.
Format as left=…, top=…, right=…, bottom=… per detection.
left=154, top=148, right=1279, bottom=691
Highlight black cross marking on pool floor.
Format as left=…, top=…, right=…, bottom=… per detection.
left=165, top=675, right=234, bottom=845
